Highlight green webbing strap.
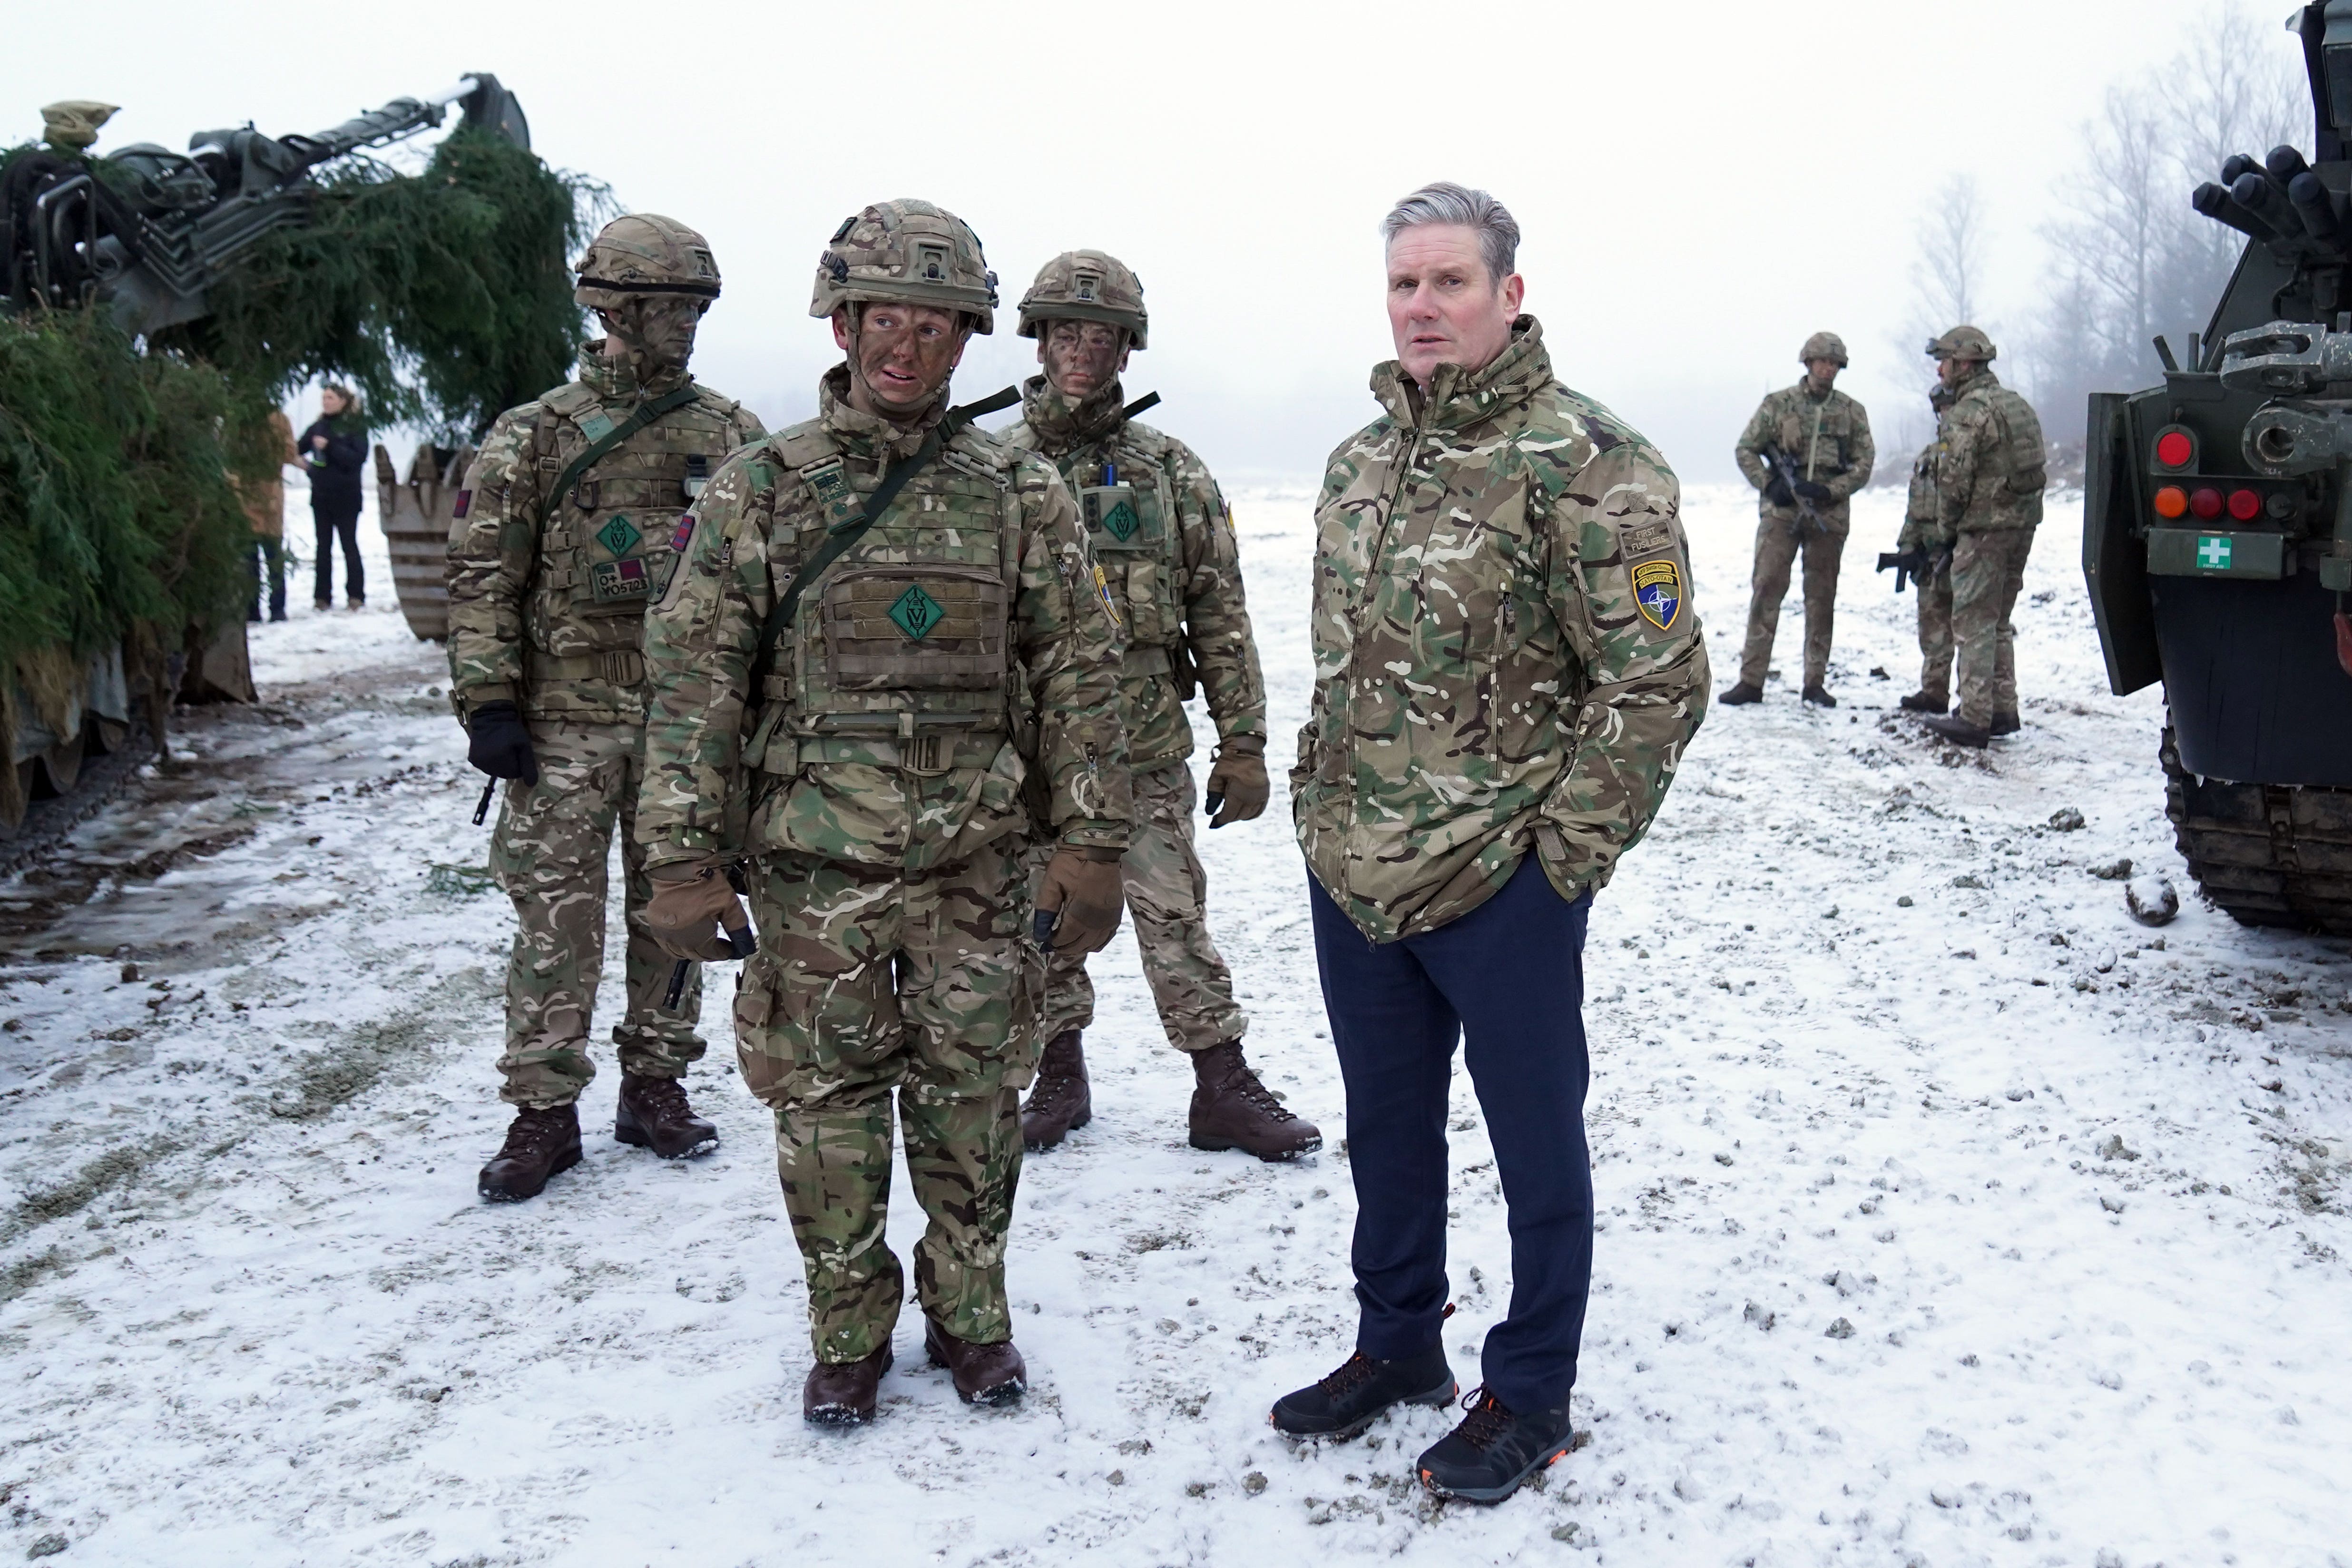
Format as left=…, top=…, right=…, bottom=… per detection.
left=1122, top=392, right=1161, bottom=420
left=536, top=383, right=701, bottom=527
left=745, top=385, right=1020, bottom=692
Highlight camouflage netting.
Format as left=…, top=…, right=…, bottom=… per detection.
left=0, top=128, right=602, bottom=817
left=152, top=129, right=608, bottom=443
left=0, top=306, right=253, bottom=819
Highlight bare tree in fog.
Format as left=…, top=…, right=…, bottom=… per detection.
left=2030, top=4, right=2303, bottom=446
left=1879, top=175, right=1989, bottom=462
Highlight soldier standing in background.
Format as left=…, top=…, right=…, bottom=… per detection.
left=1723, top=333, right=1874, bottom=707
left=1895, top=383, right=1957, bottom=714
left=1918, top=326, right=2046, bottom=747
left=996, top=250, right=1319, bottom=1163
left=450, top=215, right=765, bottom=1202
left=634, top=201, right=1133, bottom=1426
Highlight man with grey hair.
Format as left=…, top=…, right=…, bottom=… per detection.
left=1269, top=182, right=1707, bottom=1502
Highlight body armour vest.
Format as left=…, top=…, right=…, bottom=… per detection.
left=743, top=421, right=1027, bottom=779
left=521, top=382, right=752, bottom=684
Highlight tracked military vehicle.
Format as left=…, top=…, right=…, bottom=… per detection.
left=2084, top=1, right=2352, bottom=934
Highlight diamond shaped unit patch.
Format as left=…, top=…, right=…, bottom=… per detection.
left=596, top=515, right=641, bottom=558
left=1100, top=499, right=1139, bottom=542
left=889, top=583, right=945, bottom=641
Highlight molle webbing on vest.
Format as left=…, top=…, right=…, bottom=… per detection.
left=745, top=385, right=1020, bottom=693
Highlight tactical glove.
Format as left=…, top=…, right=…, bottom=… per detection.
left=466, top=701, right=539, bottom=785
left=1034, top=846, right=1126, bottom=955
left=645, top=860, right=755, bottom=961
left=1203, top=740, right=1269, bottom=829
left=1793, top=479, right=1833, bottom=503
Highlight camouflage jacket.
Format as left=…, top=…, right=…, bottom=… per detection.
left=996, top=376, right=1266, bottom=771
left=634, top=367, right=1132, bottom=875
left=449, top=346, right=764, bottom=725
left=1934, top=368, right=2046, bottom=535
left=1294, top=318, right=1710, bottom=942
left=1733, top=380, right=1874, bottom=533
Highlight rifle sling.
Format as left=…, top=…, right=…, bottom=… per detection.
left=746, top=384, right=1020, bottom=692
left=537, top=383, right=701, bottom=527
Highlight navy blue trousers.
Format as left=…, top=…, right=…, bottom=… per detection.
left=1308, top=855, right=1594, bottom=1414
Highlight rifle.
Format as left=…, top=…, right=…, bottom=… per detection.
left=1757, top=444, right=1828, bottom=537
left=1875, top=543, right=1951, bottom=595
left=662, top=861, right=757, bottom=1011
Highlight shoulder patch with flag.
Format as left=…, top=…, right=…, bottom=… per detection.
left=1632, top=557, right=1683, bottom=631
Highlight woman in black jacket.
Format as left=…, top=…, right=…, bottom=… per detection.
left=298, top=385, right=368, bottom=610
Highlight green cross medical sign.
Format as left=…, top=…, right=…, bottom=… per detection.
left=2196, top=535, right=2232, bottom=571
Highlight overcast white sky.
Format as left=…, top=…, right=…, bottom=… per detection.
left=3, top=0, right=2310, bottom=481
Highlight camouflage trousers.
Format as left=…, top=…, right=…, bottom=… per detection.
left=1738, top=515, right=1848, bottom=688
left=1916, top=556, right=1954, bottom=702
left=488, top=720, right=705, bottom=1108
left=1027, top=760, right=1247, bottom=1055
left=1951, top=527, right=2036, bottom=726
left=731, top=841, right=1039, bottom=1362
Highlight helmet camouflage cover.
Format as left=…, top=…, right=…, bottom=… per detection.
left=1799, top=330, right=1848, bottom=367
left=573, top=214, right=721, bottom=312
left=1926, top=324, right=1998, bottom=363
left=39, top=100, right=118, bottom=153
left=810, top=199, right=998, bottom=334
left=1017, top=249, right=1148, bottom=351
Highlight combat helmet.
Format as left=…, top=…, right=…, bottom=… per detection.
left=1926, top=324, right=1998, bottom=363
left=573, top=214, right=721, bottom=310
left=1017, top=250, right=1149, bottom=351
left=1799, top=330, right=1848, bottom=367
left=810, top=199, right=998, bottom=334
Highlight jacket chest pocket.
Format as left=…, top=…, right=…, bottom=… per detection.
left=821, top=564, right=1009, bottom=691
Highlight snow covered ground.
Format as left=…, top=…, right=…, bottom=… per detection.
left=0, top=481, right=2347, bottom=1568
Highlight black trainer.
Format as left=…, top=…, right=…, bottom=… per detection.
left=1415, top=1386, right=1574, bottom=1503
left=1270, top=1344, right=1456, bottom=1440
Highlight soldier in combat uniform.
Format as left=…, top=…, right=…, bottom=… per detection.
left=634, top=201, right=1133, bottom=1426
left=1918, top=325, right=2046, bottom=747
left=1894, top=382, right=1958, bottom=714
left=451, top=215, right=765, bottom=1202
left=1723, top=333, right=1874, bottom=707
left=996, top=250, right=1320, bottom=1162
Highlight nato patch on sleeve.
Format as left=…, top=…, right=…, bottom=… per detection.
left=452, top=489, right=472, bottom=520
left=1633, top=558, right=1684, bottom=631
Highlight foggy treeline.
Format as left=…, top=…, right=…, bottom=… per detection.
left=1889, top=6, right=2305, bottom=471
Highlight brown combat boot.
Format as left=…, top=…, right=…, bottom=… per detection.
left=1718, top=681, right=1763, bottom=706
left=1899, top=690, right=1950, bottom=714
left=925, top=1318, right=1027, bottom=1406
left=1189, top=1040, right=1322, bottom=1161
left=1923, top=713, right=1992, bottom=749
left=478, top=1103, right=583, bottom=1202
left=804, top=1345, right=892, bottom=1427
left=1019, top=1029, right=1091, bottom=1151
left=615, top=1072, right=718, bottom=1159
left=1801, top=683, right=1836, bottom=708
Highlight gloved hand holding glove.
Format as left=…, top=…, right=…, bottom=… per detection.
left=1793, top=479, right=1833, bottom=503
